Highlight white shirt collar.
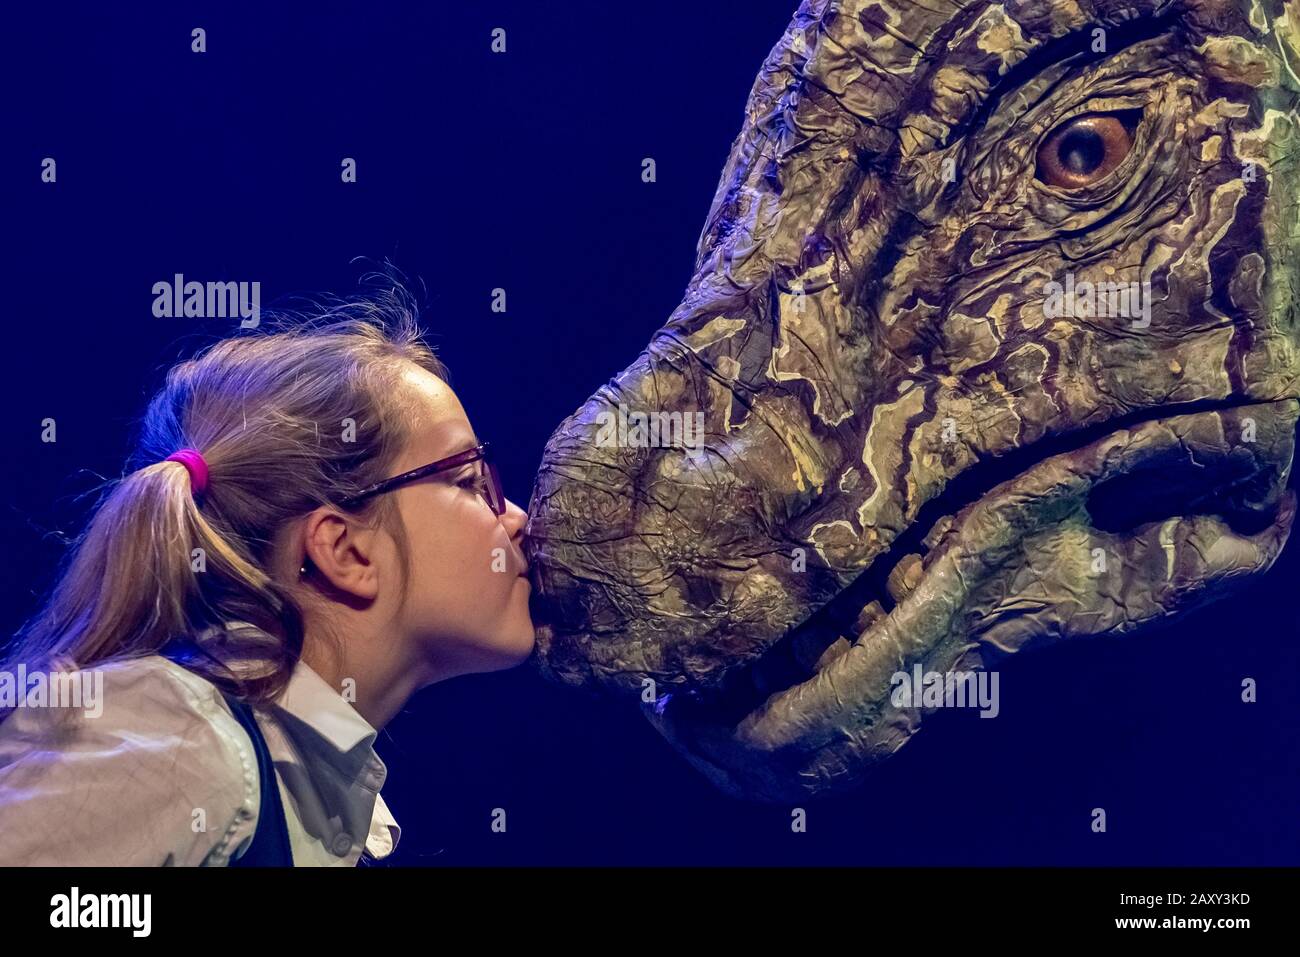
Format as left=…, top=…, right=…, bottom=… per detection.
left=213, top=620, right=380, bottom=755
left=216, top=621, right=402, bottom=860
left=271, top=659, right=403, bottom=860
left=367, top=793, right=400, bottom=858
left=273, top=656, right=379, bottom=755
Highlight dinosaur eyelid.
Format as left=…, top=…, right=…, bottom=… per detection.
left=1034, top=109, right=1143, bottom=190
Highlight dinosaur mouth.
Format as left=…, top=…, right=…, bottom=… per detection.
left=642, top=398, right=1298, bottom=793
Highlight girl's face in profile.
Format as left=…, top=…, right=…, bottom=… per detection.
left=383, top=364, right=535, bottom=677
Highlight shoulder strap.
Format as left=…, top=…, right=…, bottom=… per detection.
left=219, top=690, right=294, bottom=867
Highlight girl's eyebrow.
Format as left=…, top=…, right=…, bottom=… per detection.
left=442, top=444, right=483, bottom=472
left=434, top=431, right=481, bottom=460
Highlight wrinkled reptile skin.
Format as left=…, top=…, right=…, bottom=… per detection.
left=526, top=0, right=1300, bottom=802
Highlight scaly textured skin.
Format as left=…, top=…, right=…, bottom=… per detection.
left=525, top=0, right=1300, bottom=802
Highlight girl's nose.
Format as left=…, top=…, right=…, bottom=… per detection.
left=502, top=499, right=530, bottom=574
left=502, top=497, right=528, bottom=539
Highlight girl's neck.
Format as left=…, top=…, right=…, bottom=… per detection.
left=298, top=628, right=423, bottom=734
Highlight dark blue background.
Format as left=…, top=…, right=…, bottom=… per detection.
left=4, top=1, right=1297, bottom=864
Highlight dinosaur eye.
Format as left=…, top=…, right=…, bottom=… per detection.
left=1035, top=110, right=1141, bottom=189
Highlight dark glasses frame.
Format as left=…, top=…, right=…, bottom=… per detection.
left=336, top=441, right=505, bottom=515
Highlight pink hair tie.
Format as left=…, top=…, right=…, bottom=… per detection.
left=165, top=448, right=209, bottom=497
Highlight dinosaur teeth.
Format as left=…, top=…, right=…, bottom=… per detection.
left=790, top=630, right=854, bottom=677
left=886, top=553, right=925, bottom=604
left=792, top=601, right=883, bottom=676
left=922, top=515, right=955, bottom=552
left=724, top=556, right=924, bottom=708
left=853, top=599, right=885, bottom=634
left=813, top=636, right=852, bottom=672
left=791, top=626, right=835, bottom=675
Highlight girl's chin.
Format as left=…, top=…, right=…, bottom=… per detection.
left=490, top=617, right=538, bottom=670
left=508, top=623, right=538, bottom=663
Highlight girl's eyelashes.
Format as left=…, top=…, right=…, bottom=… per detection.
left=456, top=469, right=489, bottom=494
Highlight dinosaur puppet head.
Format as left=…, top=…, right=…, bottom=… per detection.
left=525, top=0, right=1300, bottom=802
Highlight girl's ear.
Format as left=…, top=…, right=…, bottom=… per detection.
left=301, top=508, right=381, bottom=602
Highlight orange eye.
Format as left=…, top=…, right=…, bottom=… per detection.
left=1035, top=110, right=1141, bottom=189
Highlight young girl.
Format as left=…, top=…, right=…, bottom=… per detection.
left=0, top=292, right=536, bottom=865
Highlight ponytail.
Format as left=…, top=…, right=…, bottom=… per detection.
left=2, top=284, right=446, bottom=715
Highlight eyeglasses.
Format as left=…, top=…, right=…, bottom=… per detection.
left=337, top=441, right=505, bottom=515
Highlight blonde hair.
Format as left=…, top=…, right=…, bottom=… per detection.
left=2, top=281, right=448, bottom=711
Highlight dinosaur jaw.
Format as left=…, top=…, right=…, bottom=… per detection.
left=638, top=399, right=1298, bottom=803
